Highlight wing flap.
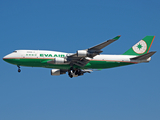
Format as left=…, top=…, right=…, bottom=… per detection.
left=70, top=58, right=90, bottom=67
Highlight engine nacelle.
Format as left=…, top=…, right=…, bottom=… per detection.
left=54, top=57, right=65, bottom=64
left=51, top=69, right=60, bottom=76
left=51, top=69, right=66, bottom=76
left=77, top=50, right=88, bottom=57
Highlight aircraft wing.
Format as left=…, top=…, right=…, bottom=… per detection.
left=88, top=35, right=121, bottom=51
left=67, top=35, right=121, bottom=67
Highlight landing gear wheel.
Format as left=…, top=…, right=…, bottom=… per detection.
left=69, top=75, right=73, bottom=78
left=18, top=69, right=21, bottom=73
left=75, top=70, right=79, bottom=75
left=75, top=69, right=82, bottom=76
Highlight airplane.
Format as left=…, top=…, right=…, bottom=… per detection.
left=3, top=35, right=156, bottom=78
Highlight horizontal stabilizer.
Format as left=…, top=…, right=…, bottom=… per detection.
left=130, top=51, right=156, bottom=60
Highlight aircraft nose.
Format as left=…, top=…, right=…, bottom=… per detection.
left=3, top=55, right=6, bottom=59
left=3, top=54, right=10, bottom=61
left=3, top=54, right=14, bottom=64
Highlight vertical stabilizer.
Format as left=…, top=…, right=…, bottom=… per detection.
left=123, top=36, right=155, bottom=56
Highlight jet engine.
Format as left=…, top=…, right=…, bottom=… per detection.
left=77, top=50, right=88, bottom=57
left=51, top=69, right=66, bottom=76
left=76, top=50, right=96, bottom=57
left=54, top=57, right=66, bottom=64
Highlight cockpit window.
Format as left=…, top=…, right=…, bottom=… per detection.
left=13, top=51, right=17, bottom=53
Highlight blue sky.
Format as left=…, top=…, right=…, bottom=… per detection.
left=0, top=0, right=160, bottom=120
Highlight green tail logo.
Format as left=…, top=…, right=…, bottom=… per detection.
left=123, top=36, right=155, bottom=56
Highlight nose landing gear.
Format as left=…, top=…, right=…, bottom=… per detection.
left=17, top=65, right=21, bottom=73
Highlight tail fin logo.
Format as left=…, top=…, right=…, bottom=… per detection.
left=132, top=40, right=147, bottom=54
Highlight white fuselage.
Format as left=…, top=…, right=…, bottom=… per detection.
left=3, top=50, right=151, bottom=63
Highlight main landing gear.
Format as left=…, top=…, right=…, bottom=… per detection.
left=17, top=65, right=21, bottom=73
left=68, top=67, right=83, bottom=78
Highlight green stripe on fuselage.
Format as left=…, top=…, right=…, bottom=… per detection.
left=84, top=60, right=133, bottom=69
left=3, top=58, right=134, bottom=70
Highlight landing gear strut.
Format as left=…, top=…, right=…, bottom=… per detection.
left=68, top=71, right=73, bottom=78
left=68, top=67, right=73, bottom=78
left=17, top=65, right=21, bottom=73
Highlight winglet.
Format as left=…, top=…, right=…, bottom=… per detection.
left=113, top=35, right=121, bottom=40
